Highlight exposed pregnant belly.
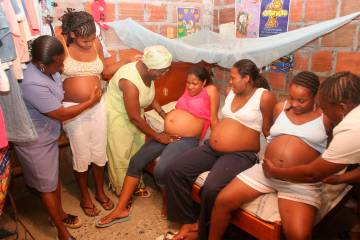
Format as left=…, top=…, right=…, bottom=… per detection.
left=63, top=76, right=101, bottom=103
left=209, top=118, right=260, bottom=153
left=264, top=135, right=320, bottom=168
left=164, top=109, right=204, bottom=138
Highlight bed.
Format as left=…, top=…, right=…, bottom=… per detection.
left=144, top=61, right=353, bottom=240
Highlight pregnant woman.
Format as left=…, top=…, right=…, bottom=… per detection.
left=209, top=71, right=332, bottom=240
left=15, top=36, right=102, bottom=240
left=59, top=10, right=115, bottom=217
left=164, top=59, right=276, bottom=240
left=96, top=65, right=219, bottom=227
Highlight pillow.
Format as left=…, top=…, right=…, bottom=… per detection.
left=144, top=101, right=177, bottom=133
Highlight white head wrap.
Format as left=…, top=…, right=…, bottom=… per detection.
left=142, top=45, right=172, bottom=70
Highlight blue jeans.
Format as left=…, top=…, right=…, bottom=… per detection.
left=126, top=137, right=199, bottom=186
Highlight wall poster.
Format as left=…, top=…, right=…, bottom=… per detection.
left=260, top=0, right=293, bottom=72
left=259, top=0, right=291, bottom=37
left=235, top=0, right=261, bottom=38
left=177, top=7, right=201, bottom=38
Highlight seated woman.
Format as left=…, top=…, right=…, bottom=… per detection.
left=209, top=71, right=332, bottom=240
left=263, top=71, right=360, bottom=240
left=164, top=59, right=276, bottom=240
left=96, top=65, right=220, bottom=228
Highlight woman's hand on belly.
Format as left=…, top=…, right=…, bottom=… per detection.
left=262, top=158, right=277, bottom=178
left=264, top=135, right=320, bottom=168
left=155, top=132, right=181, bottom=144
left=63, top=76, right=101, bottom=103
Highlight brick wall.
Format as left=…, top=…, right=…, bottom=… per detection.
left=54, top=0, right=207, bottom=63
left=213, top=0, right=360, bottom=98
left=54, top=0, right=360, bottom=98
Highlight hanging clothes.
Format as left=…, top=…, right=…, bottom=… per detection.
left=0, top=66, right=38, bottom=142
left=0, top=4, right=17, bottom=64
left=16, top=0, right=33, bottom=42
left=22, top=0, right=40, bottom=36
left=0, top=107, right=7, bottom=148
left=0, top=147, right=10, bottom=216
left=1, top=0, right=31, bottom=80
left=0, top=60, right=9, bottom=92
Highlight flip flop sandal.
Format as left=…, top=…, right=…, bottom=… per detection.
left=155, top=231, right=178, bottom=240
left=80, top=203, right=101, bottom=217
left=95, top=215, right=130, bottom=228
left=164, top=231, right=177, bottom=240
left=133, top=187, right=151, bottom=198
left=62, top=214, right=82, bottom=229
left=48, top=214, right=82, bottom=229
left=95, top=197, right=115, bottom=211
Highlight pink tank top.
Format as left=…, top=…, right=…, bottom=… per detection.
left=175, top=89, right=211, bottom=140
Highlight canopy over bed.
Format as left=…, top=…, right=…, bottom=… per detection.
left=108, top=11, right=360, bottom=68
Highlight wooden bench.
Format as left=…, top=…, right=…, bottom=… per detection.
left=146, top=161, right=282, bottom=240
left=146, top=159, right=356, bottom=240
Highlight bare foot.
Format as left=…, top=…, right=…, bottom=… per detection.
left=173, top=223, right=198, bottom=240
left=183, top=231, right=199, bottom=240
left=98, top=209, right=130, bottom=225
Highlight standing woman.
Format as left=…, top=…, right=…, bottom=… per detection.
left=59, top=10, right=117, bottom=217
left=14, top=36, right=102, bottom=240
left=164, top=59, right=276, bottom=240
left=105, top=45, right=175, bottom=196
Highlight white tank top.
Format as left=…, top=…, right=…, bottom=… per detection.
left=269, top=101, right=328, bottom=153
left=221, top=88, right=267, bottom=132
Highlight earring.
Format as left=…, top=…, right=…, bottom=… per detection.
left=40, top=67, right=46, bottom=73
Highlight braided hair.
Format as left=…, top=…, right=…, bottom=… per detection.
left=290, top=71, right=320, bottom=96
left=319, top=71, right=360, bottom=105
left=60, top=9, right=96, bottom=46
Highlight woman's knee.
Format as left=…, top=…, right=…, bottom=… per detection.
left=154, top=163, right=167, bottom=185
left=213, top=189, right=238, bottom=212
left=201, top=181, right=220, bottom=200
left=126, top=159, right=142, bottom=178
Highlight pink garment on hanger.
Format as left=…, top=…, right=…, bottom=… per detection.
left=91, top=0, right=109, bottom=30
left=0, top=107, right=8, bottom=148
left=17, top=0, right=33, bottom=41
left=176, top=89, right=211, bottom=140
left=23, top=0, right=40, bottom=36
